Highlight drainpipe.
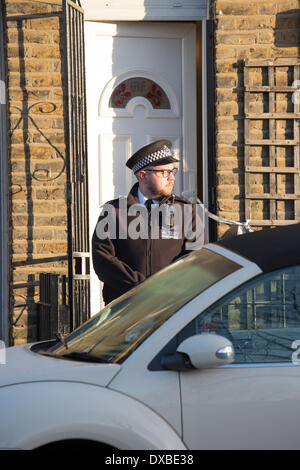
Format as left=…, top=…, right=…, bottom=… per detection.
left=205, top=17, right=217, bottom=242
left=0, top=1, right=8, bottom=345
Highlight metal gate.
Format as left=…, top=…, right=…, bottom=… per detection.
left=38, top=273, right=69, bottom=341
left=63, top=0, right=90, bottom=330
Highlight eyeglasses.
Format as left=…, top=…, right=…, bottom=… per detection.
left=144, top=168, right=178, bottom=178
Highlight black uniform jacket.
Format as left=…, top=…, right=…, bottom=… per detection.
left=92, top=183, right=204, bottom=304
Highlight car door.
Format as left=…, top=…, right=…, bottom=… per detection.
left=180, top=264, right=300, bottom=450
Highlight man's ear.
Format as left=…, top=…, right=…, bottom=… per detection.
left=137, top=170, right=146, bottom=183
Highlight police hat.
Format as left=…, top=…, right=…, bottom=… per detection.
left=126, top=139, right=179, bottom=174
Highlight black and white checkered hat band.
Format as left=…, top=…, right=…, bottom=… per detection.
left=132, top=145, right=173, bottom=173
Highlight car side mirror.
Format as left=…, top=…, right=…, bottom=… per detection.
left=161, top=333, right=235, bottom=371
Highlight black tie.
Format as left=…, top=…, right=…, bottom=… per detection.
left=145, top=199, right=152, bottom=212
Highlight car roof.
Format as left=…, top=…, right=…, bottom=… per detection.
left=215, top=222, right=300, bottom=273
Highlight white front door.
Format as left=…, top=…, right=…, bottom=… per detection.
left=85, top=21, right=197, bottom=313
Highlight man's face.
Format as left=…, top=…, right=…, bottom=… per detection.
left=139, top=163, right=177, bottom=198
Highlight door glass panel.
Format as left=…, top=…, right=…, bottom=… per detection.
left=196, top=265, right=300, bottom=364
left=109, top=77, right=170, bottom=109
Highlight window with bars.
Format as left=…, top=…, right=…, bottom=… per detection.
left=244, top=58, right=300, bottom=227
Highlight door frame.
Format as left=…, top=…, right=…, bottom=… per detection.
left=86, top=18, right=209, bottom=227
left=85, top=21, right=203, bottom=313
left=81, top=0, right=209, bottom=22
left=0, top=6, right=8, bottom=344
left=85, top=19, right=208, bottom=205
left=81, top=0, right=210, bottom=207
left=83, top=6, right=210, bottom=314
left=86, top=21, right=199, bottom=201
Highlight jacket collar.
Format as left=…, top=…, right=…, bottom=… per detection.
left=127, top=182, right=140, bottom=206
left=127, top=183, right=175, bottom=206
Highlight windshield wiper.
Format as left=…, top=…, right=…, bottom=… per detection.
left=55, top=333, right=68, bottom=349
left=39, top=350, right=110, bottom=363
left=59, top=351, right=110, bottom=363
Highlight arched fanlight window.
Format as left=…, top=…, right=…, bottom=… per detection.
left=109, top=77, right=171, bottom=109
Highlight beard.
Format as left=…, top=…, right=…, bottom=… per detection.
left=147, top=179, right=174, bottom=198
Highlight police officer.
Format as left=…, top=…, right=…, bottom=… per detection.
left=92, top=139, right=205, bottom=304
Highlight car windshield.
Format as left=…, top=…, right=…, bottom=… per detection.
left=48, top=248, right=240, bottom=364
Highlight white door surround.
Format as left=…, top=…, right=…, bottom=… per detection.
left=83, top=0, right=209, bottom=314
left=81, top=0, right=209, bottom=21
left=86, top=21, right=197, bottom=202
left=85, top=21, right=200, bottom=313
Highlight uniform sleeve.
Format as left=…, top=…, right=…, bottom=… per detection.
left=92, top=212, right=146, bottom=292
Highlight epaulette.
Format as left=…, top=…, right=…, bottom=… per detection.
left=173, top=194, right=192, bottom=204
left=159, top=194, right=192, bottom=205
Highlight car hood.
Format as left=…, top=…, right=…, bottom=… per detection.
left=0, top=343, right=121, bottom=388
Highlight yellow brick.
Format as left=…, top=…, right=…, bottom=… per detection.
left=216, top=172, right=241, bottom=185
left=215, top=45, right=236, bottom=60
left=216, top=158, right=241, bottom=170
left=26, top=45, right=61, bottom=59
left=216, top=2, right=257, bottom=15
left=258, top=30, right=274, bottom=43
left=257, top=4, right=276, bottom=15
left=216, top=32, right=256, bottom=45
left=216, top=132, right=238, bottom=145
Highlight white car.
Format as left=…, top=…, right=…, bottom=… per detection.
left=1, top=223, right=300, bottom=450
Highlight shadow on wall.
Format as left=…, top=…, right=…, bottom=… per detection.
left=219, top=56, right=245, bottom=240
left=8, top=11, right=67, bottom=344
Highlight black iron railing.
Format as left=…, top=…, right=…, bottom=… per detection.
left=63, top=0, right=90, bottom=330
left=37, top=273, right=70, bottom=341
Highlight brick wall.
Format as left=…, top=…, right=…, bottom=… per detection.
left=4, top=0, right=68, bottom=345
left=213, top=0, right=300, bottom=237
